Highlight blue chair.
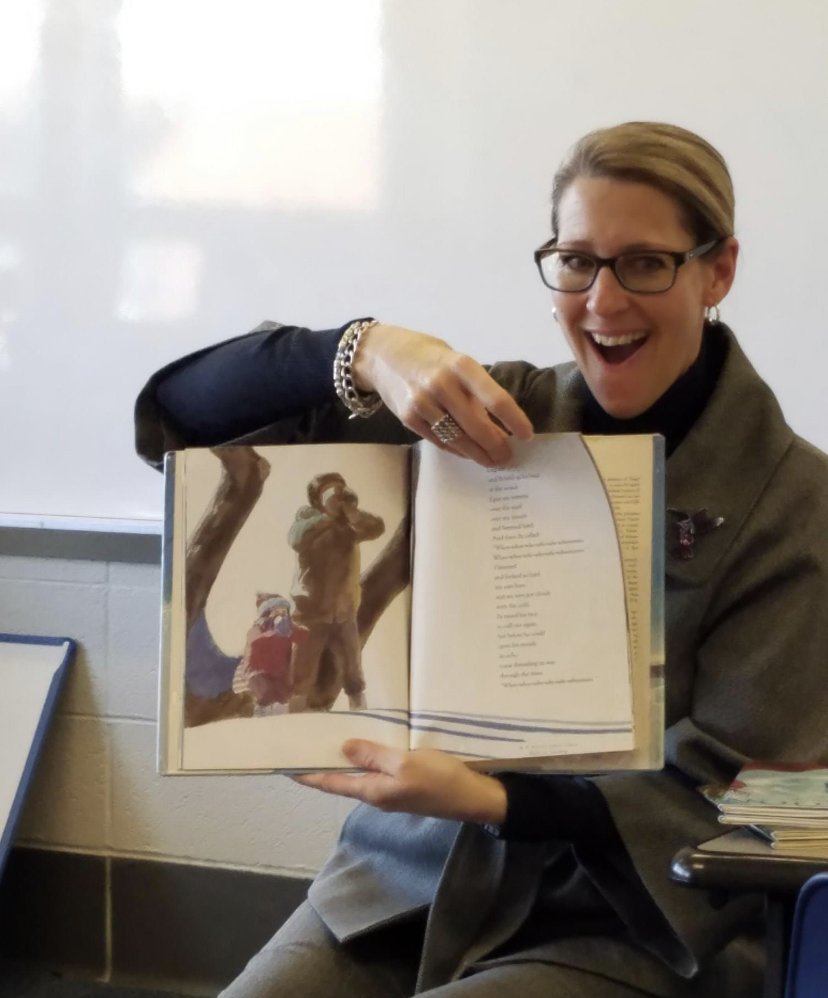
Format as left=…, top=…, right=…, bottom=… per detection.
left=785, top=872, right=828, bottom=998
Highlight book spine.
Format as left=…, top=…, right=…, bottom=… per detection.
left=648, top=435, right=666, bottom=769
left=157, top=451, right=177, bottom=775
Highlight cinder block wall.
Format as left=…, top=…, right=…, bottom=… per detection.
left=0, top=537, right=354, bottom=988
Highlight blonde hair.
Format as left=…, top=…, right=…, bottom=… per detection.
left=551, top=122, right=735, bottom=245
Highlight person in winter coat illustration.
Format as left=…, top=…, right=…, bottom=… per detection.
left=287, top=472, right=385, bottom=713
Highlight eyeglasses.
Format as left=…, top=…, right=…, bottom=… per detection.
left=534, top=238, right=721, bottom=294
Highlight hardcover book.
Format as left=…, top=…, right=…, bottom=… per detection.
left=158, top=434, right=664, bottom=774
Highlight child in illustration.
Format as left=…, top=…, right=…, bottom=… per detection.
left=232, top=593, right=308, bottom=707
left=287, top=472, right=385, bottom=713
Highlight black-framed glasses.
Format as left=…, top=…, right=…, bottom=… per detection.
left=534, top=238, right=721, bottom=294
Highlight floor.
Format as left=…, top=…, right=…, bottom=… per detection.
left=0, top=961, right=191, bottom=998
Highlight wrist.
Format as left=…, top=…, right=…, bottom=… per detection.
left=351, top=321, right=390, bottom=392
left=333, top=320, right=382, bottom=418
left=466, top=772, right=508, bottom=826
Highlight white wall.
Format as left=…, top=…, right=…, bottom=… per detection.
left=4, top=551, right=349, bottom=877
left=1, top=0, right=828, bottom=527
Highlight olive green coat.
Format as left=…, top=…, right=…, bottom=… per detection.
left=137, top=323, right=828, bottom=996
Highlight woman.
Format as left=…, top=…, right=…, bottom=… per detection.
left=136, top=122, right=828, bottom=997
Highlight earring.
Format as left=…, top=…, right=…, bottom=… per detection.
left=705, top=304, right=721, bottom=324
left=551, top=305, right=558, bottom=323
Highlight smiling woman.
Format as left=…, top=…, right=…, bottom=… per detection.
left=539, top=123, right=738, bottom=420
left=548, top=174, right=737, bottom=419
left=135, top=122, right=828, bottom=997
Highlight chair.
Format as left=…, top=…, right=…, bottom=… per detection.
left=785, top=872, right=828, bottom=998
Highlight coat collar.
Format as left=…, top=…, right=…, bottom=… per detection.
left=549, top=325, right=794, bottom=586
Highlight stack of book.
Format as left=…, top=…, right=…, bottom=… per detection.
left=703, top=762, right=828, bottom=857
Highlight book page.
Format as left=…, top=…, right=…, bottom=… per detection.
left=165, top=443, right=412, bottom=773
left=409, top=434, right=633, bottom=761
left=525, top=434, right=663, bottom=772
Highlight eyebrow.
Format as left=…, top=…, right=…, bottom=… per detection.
left=555, top=240, right=680, bottom=254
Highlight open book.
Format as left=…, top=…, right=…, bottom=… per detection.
left=159, top=434, right=664, bottom=774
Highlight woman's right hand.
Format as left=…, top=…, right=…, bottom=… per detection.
left=352, top=323, right=534, bottom=467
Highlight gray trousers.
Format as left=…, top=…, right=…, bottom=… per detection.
left=218, top=901, right=657, bottom=998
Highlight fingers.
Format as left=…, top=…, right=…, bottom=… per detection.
left=430, top=393, right=515, bottom=467
left=290, top=739, right=404, bottom=805
left=355, top=325, right=534, bottom=467
left=291, top=744, right=508, bottom=823
left=458, top=359, right=535, bottom=443
left=399, top=358, right=533, bottom=468
left=411, top=392, right=517, bottom=467
left=291, top=771, right=376, bottom=800
left=342, top=738, right=403, bottom=774
left=407, top=411, right=495, bottom=466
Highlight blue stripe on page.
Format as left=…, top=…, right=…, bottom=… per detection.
left=409, top=724, right=523, bottom=744
left=343, top=706, right=630, bottom=732
left=327, top=710, right=412, bottom=728
left=412, top=708, right=627, bottom=728
left=326, top=708, right=629, bottom=742
left=411, top=711, right=631, bottom=736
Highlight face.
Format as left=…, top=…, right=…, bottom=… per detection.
left=552, top=177, right=737, bottom=418
left=260, top=606, right=288, bottom=630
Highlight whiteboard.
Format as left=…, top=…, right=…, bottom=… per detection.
left=0, top=634, right=73, bottom=874
left=1, top=0, right=826, bottom=531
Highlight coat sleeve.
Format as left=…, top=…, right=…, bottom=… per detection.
left=134, top=320, right=416, bottom=467
left=288, top=508, right=331, bottom=551
left=349, top=510, right=386, bottom=542
left=583, top=440, right=828, bottom=978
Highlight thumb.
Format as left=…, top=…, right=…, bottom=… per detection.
left=342, top=739, right=403, bottom=775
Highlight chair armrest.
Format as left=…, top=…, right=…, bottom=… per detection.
left=670, top=837, right=828, bottom=998
left=670, top=846, right=828, bottom=897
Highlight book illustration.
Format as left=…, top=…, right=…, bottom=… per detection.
left=181, top=446, right=409, bottom=729
left=717, top=763, right=828, bottom=812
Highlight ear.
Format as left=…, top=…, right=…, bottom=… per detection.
left=704, top=237, right=739, bottom=308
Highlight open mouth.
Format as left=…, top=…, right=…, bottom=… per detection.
left=587, top=330, right=648, bottom=365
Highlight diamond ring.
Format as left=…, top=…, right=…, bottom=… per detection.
left=430, top=414, right=463, bottom=445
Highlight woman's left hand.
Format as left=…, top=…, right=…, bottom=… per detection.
left=291, top=739, right=508, bottom=825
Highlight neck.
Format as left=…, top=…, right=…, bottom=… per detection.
left=582, top=324, right=727, bottom=456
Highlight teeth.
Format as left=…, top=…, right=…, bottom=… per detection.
left=590, top=331, right=647, bottom=347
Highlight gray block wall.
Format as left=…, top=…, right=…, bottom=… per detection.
left=0, top=535, right=355, bottom=990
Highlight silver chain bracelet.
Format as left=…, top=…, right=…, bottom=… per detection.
left=333, top=319, right=383, bottom=419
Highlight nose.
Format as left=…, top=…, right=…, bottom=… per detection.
left=586, top=264, right=631, bottom=317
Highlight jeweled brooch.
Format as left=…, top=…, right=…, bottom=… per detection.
left=667, top=507, right=725, bottom=560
